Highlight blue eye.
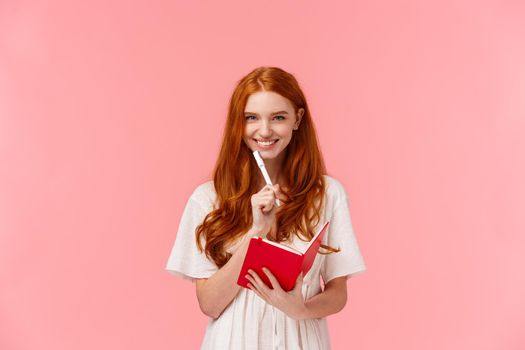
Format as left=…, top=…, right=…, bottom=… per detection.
left=245, top=115, right=285, bottom=121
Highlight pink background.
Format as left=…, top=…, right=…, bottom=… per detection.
left=1, top=1, right=524, bottom=349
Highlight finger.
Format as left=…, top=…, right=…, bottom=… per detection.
left=247, top=269, right=267, bottom=290
left=247, top=269, right=272, bottom=295
left=261, top=201, right=274, bottom=213
left=272, top=185, right=281, bottom=200
left=258, top=198, right=271, bottom=207
left=292, top=272, right=304, bottom=293
left=246, top=274, right=270, bottom=301
left=259, top=194, right=275, bottom=203
left=262, top=267, right=284, bottom=292
left=245, top=275, right=259, bottom=292
left=262, top=185, right=274, bottom=192
left=261, top=205, right=272, bottom=214
left=276, top=188, right=286, bottom=202
left=261, top=194, right=276, bottom=204
left=247, top=282, right=266, bottom=301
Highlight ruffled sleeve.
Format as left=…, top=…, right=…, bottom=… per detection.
left=165, top=193, right=219, bottom=282
left=321, top=182, right=367, bottom=284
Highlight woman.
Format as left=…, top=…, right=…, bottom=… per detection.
left=165, top=66, right=367, bottom=349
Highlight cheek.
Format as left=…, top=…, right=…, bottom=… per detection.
left=276, top=126, right=294, bottom=138
left=242, top=128, right=255, bottom=145
left=244, top=125, right=254, bottom=137
left=279, top=128, right=295, bottom=147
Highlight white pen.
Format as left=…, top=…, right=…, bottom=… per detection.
left=253, top=150, right=281, bottom=207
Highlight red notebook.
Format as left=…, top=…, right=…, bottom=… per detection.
left=237, top=221, right=330, bottom=292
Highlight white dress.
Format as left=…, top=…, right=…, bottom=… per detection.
left=165, top=175, right=367, bottom=350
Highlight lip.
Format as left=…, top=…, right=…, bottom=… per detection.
left=253, top=139, right=279, bottom=149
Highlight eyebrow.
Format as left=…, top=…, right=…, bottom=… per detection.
left=244, top=111, right=289, bottom=115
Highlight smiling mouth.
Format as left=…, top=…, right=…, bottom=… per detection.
left=254, top=139, right=279, bottom=146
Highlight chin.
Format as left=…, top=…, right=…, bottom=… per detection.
left=257, top=151, right=276, bottom=158
left=256, top=148, right=283, bottom=159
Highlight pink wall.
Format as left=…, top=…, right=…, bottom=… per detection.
left=1, top=1, right=524, bottom=349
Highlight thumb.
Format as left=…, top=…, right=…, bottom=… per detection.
left=273, top=184, right=281, bottom=197
left=293, top=272, right=304, bottom=292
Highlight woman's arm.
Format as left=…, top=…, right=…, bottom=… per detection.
left=195, top=228, right=261, bottom=319
left=301, top=276, right=348, bottom=319
left=196, top=183, right=282, bottom=319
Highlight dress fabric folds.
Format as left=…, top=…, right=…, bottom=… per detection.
left=165, top=175, right=367, bottom=350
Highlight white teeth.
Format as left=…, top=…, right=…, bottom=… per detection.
left=256, top=140, right=277, bottom=146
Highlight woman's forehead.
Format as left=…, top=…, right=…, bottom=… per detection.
left=244, top=91, right=293, bottom=113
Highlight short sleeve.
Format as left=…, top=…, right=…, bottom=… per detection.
left=321, top=187, right=367, bottom=284
left=165, top=195, right=219, bottom=282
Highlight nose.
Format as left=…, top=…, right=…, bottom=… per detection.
left=258, top=120, right=273, bottom=137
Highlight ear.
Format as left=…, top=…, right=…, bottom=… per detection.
left=296, top=108, right=304, bottom=127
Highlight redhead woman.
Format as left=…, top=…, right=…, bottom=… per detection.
left=165, top=66, right=366, bottom=349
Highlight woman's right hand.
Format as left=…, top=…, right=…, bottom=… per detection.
left=249, top=184, right=281, bottom=238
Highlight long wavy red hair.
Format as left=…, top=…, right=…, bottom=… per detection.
left=196, top=66, right=339, bottom=268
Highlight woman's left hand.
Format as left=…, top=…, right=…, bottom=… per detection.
left=246, top=268, right=308, bottom=320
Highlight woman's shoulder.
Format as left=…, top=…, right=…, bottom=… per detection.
left=323, top=174, right=347, bottom=203
left=322, top=174, right=348, bottom=199
left=188, top=180, right=217, bottom=210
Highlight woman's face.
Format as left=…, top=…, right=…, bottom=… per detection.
left=242, top=91, right=303, bottom=160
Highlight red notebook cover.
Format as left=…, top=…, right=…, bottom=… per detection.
left=237, top=221, right=330, bottom=292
